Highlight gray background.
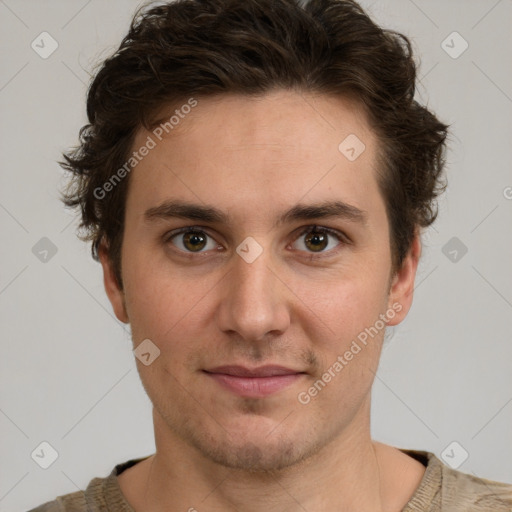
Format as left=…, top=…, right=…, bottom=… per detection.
left=1, top=0, right=511, bottom=510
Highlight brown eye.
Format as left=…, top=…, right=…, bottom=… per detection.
left=304, top=230, right=329, bottom=252
left=167, top=228, right=217, bottom=253
left=182, top=231, right=207, bottom=252
left=291, top=226, right=346, bottom=256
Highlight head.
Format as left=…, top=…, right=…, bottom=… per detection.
left=61, top=0, right=448, bottom=472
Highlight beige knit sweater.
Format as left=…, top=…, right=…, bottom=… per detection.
left=28, top=449, right=512, bottom=511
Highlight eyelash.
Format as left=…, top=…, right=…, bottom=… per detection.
left=164, top=225, right=349, bottom=260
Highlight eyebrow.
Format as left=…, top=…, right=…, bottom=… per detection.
left=144, top=199, right=368, bottom=228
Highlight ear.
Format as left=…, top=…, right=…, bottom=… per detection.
left=98, top=243, right=129, bottom=324
left=386, top=229, right=422, bottom=326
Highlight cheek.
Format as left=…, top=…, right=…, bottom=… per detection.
left=123, top=259, right=217, bottom=355
left=302, top=296, right=386, bottom=414
left=293, top=265, right=389, bottom=342
left=122, top=263, right=178, bottom=341
left=295, top=270, right=390, bottom=398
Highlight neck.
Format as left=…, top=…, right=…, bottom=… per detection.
left=138, top=397, right=392, bottom=512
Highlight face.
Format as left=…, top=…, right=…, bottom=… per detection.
left=101, top=90, right=419, bottom=472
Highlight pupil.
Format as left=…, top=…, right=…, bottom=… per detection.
left=184, top=232, right=206, bottom=251
left=306, top=231, right=327, bottom=252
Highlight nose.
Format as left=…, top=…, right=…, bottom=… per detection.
left=216, top=247, right=291, bottom=342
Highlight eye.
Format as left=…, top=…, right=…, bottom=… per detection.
left=165, top=225, right=348, bottom=257
left=166, top=227, right=219, bottom=253
left=291, top=226, right=347, bottom=255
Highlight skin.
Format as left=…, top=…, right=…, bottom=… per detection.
left=101, top=90, right=426, bottom=511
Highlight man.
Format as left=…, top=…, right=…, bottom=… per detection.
left=31, top=0, right=512, bottom=510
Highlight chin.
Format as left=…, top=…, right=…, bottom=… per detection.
left=182, top=417, right=323, bottom=473
left=195, top=436, right=303, bottom=472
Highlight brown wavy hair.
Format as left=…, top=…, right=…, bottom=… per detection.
left=60, top=0, right=449, bottom=288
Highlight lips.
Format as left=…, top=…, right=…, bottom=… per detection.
left=205, top=365, right=301, bottom=378
left=203, top=365, right=305, bottom=398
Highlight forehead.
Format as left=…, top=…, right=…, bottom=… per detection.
left=144, top=90, right=375, bottom=151
left=126, top=90, right=381, bottom=221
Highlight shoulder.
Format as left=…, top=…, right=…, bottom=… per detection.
left=26, top=489, right=88, bottom=512
left=401, top=448, right=512, bottom=511
left=27, top=456, right=150, bottom=512
left=441, top=462, right=512, bottom=511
